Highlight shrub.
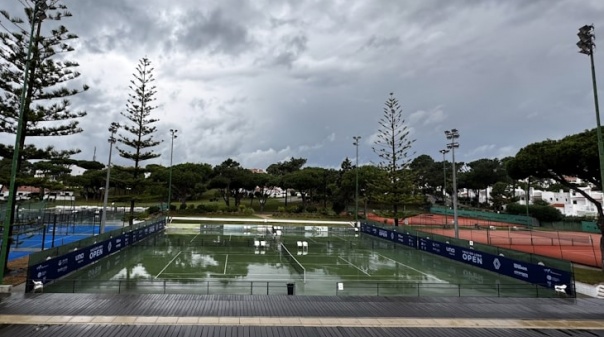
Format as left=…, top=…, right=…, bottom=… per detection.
left=331, top=200, right=346, bottom=215
left=223, top=205, right=238, bottom=213
left=147, top=205, right=160, bottom=214
left=179, top=203, right=187, bottom=210
left=188, top=204, right=196, bottom=210
left=277, top=206, right=286, bottom=213
left=505, top=202, right=563, bottom=222
left=243, top=207, right=255, bottom=216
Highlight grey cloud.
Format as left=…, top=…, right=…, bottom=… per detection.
left=169, top=8, right=252, bottom=56
left=3, top=0, right=604, bottom=171
left=269, top=34, right=308, bottom=68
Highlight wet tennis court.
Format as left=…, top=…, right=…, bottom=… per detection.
left=42, top=224, right=557, bottom=297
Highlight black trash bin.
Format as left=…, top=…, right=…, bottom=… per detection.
left=287, top=283, right=295, bottom=295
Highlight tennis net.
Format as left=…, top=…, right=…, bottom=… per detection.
left=280, top=243, right=306, bottom=283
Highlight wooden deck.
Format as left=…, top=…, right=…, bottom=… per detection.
left=0, top=294, right=603, bottom=336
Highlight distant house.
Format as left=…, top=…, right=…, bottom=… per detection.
left=468, top=177, right=602, bottom=218
left=43, top=190, right=75, bottom=201
left=0, top=185, right=40, bottom=201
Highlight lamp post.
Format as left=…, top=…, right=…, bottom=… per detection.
left=578, top=25, right=604, bottom=199
left=100, top=122, right=119, bottom=234
left=439, top=149, right=449, bottom=226
left=0, top=0, right=48, bottom=283
left=578, top=25, right=604, bottom=270
left=353, top=136, right=361, bottom=225
left=168, top=129, right=178, bottom=215
left=444, top=129, right=460, bottom=239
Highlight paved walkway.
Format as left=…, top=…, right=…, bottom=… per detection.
left=0, top=292, right=603, bottom=336
left=0, top=314, right=603, bottom=329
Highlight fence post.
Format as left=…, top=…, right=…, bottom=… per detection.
left=41, top=224, right=46, bottom=251
left=51, top=214, right=57, bottom=248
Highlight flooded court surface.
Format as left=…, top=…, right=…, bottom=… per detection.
left=44, top=225, right=555, bottom=297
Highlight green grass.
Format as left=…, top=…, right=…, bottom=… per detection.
left=573, top=265, right=604, bottom=285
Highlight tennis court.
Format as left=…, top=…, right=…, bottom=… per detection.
left=9, top=220, right=124, bottom=261
left=42, top=224, right=558, bottom=297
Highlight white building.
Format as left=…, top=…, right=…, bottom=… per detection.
left=43, top=190, right=75, bottom=201
left=473, top=183, right=602, bottom=218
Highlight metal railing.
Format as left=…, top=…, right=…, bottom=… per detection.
left=39, top=278, right=572, bottom=298
left=333, top=281, right=572, bottom=298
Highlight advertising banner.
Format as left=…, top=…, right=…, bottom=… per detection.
left=28, top=219, right=165, bottom=286
left=360, top=223, right=573, bottom=293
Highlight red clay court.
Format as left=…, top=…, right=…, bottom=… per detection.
left=366, top=213, right=602, bottom=268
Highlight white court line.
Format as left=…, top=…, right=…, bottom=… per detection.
left=338, top=256, right=371, bottom=276
left=374, top=252, right=443, bottom=281
left=224, top=254, right=229, bottom=274
left=189, top=233, right=200, bottom=243
left=155, top=251, right=182, bottom=279
left=331, top=234, right=348, bottom=242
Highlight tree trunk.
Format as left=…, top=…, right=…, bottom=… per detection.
left=129, top=199, right=134, bottom=226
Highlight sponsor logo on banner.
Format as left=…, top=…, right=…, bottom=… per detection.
left=115, top=237, right=122, bottom=249
left=431, top=242, right=441, bottom=254
left=513, top=262, right=529, bottom=279
left=461, top=250, right=483, bottom=265
left=75, top=252, right=85, bottom=264
left=89, top=245, right=104, bottom=260
left=445, top=246, right=456, bottom=257
left=493, top=258, right=501, bottom=270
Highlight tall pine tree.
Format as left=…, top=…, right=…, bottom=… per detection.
left=117, top=57, right=161, bottom=225
left=371, top=93, right=417, bottom=226
left=0, top=1, right=88, bottom=273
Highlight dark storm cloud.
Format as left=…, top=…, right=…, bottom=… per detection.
left=169, top=8, right=251, bottom=56
left=2, top=0, right=604, bottom=171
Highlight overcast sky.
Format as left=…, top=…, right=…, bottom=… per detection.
left=3, top=0, right=604, bottom=172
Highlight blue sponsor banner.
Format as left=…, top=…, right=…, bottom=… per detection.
left=361, top=223, right=573, bottom=293
left=28, top=219, right=165, bottom=286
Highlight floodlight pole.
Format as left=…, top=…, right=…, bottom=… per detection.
left=445, top=129, right=460, bottom=239
left=353, top=136, right=361, bottom=225
left=439, top=149, right=449, bottom=226
left=0, top=0, right=47, bottom=284
left=168, top=129, right=178, bottom=216
left=100, top=123, right=120, bottom=234
left=578, top=26, right=604, bottom=199
left=578, top=24, right=604, bottom=270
